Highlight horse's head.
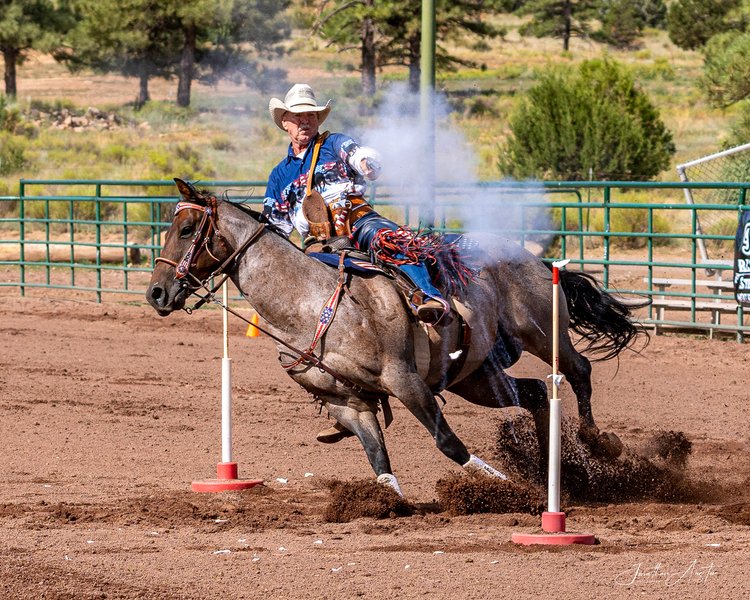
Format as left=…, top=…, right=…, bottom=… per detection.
left=146, top=178, right=232, bottom=316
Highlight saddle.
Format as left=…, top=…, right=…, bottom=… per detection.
left=305, top=236, right=477, bottom=391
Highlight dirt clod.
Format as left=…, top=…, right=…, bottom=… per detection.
left=324, top=479, right=415, bottom=522
left=436, top=475, right=544, bottom=516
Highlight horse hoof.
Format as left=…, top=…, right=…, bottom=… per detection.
left=462, top=454, right=508, bottom=480
left=578, top=424, right=600, bottom=448
left=598, top=431, right=624, bottom=459
left=579, top=426, right=624, bottom=459
left=376, top=473, right=403, bottom=497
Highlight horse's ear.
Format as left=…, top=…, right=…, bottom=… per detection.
left=174, top=178, right=197, bottom=200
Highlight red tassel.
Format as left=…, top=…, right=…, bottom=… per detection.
left=369, top=228, right=478, bottom=297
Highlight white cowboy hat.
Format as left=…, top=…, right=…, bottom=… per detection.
left=269, top=84, right=332, bottom=130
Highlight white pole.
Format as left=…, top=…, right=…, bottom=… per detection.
left=548, top=259, right=569, bottom=514
left=221, top=281, right=232, bottom=464
left=677, top=165, right=710, bottom=265
left=676, top=141, right=750, bottom=170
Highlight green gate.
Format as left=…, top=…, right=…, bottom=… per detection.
left=1, top=179, right=747, bottom=340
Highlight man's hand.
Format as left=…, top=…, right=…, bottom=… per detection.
left=360, top=157, right=381, bottom=180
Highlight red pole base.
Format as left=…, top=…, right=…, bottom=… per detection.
left=191, top=462, right=263, bottom=493
left=512, top=512, right=596, bottom=546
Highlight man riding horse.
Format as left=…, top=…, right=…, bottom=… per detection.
left=264, top=84, right=462, bottom=444
left=263, top=84, right=450, bottom=327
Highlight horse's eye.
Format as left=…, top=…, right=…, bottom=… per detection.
left=180, top=225, right=193, bottom=238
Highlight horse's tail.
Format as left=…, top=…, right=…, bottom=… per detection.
left=557, top=268, right=650, bottom=361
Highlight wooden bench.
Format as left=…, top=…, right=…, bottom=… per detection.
left=644, top=276, right=743, bottom=339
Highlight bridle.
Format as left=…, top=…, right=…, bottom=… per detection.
left=155, top=194, right=265, bottom=312
left=153, top=192, right=389, bottom=408
left=155, top=196, right=222, bottom=280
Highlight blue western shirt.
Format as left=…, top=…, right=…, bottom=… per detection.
left=263, top=132, right=376, bottom=238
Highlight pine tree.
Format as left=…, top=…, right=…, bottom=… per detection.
left=516, top=0, right=598, bottom=51
left=166, top=0, right=291, bottom=107
left=66, top=0, right=290, bottom=108
left=0, top=0, right=76, bottom=97
left=65, top=0, right=178, bottom=107
left=592, top=0, right=645, bottom=49
left=700, top=31, right=750, bottom=109
left=666, top=0, right=743, bottom=50
left=314, top=0, right=506, bottom=97
left=500, top=58, right=675, bottom=181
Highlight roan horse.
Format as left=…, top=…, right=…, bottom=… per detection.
left=147, top=179, right=647, bottom=494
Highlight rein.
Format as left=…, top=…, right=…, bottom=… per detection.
left=156, top=194, right=385, bottom=400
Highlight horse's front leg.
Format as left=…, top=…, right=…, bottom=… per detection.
left=323, top=398, right=401, bottom=494
left=390, top=374, right=508, bottom=480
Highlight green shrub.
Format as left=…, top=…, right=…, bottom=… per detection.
left=23, top=200, right=74, bottom=222
left=464, top=97, right=499, bottom=118
left=0, top=95, right=22, bottom=133
left=500, top=57, right=675, bottom=181
left=633, top=57, right=676, bottom=81
left=587, top=200, right=673, bottom=249
left=101, top=143, right=135, bottom=164
left=210, top=134, right=234, bottom=152
left=29, top=98, right=77, bottom=112
left=0, top=179, right=17, bottom=217
left=705, top=216, right=739, bottom=254
left=124, top=202, right=161, bottom=238
left=722, top=101, right=750, bottom=149
left=0, top=134, right=29, bottom=175
left=130, top=101, right=195, bottom=126
left=175, top=143, right=203, bottom=170
left=700, top=31, right=750, bottom=108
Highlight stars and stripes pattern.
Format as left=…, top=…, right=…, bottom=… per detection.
left=281, top=277, right=345, bottom=371
left=311, top=290, right=342, bottom=347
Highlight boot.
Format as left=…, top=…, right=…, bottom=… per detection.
left=416, top=297, right=451, bottom=325
left=409, top=290, right=450, bottom=326
left=316, top=420, right=355, bottom=444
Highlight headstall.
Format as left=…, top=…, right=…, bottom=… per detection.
left=155, top=195, right=264, bottom=311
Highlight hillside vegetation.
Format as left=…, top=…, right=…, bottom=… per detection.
left=0, top=21, right=740, bottom=198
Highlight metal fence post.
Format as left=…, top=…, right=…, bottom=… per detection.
left=603, top=185, right=610, bottom=289
left=19, top=179, right=25, bottom=297
left=95, top=183, right=102, bottom=302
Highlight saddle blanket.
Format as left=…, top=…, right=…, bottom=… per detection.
left=308, top=252, right=387, bottom=275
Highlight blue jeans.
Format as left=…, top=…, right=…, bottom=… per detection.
left=351, top=212, right=443, bottom=299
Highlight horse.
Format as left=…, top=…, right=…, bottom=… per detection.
left=146, top=179, right=648, bottom=495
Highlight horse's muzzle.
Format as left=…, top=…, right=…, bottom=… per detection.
left=146, top=279, right=189, bottom=316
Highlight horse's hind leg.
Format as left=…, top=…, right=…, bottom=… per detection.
left=448, top=366, right=550, bottom=478
left=557, top=336, right=594, bottom=429
left=558, top=336, right=623, bottom=458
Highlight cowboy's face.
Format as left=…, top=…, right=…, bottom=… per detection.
left=282, top=110, right=320, bottom=152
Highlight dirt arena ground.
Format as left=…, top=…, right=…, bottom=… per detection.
left=1, top=293, right=749, bottom=600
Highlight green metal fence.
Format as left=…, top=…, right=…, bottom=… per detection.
left=0, top=179, right=747, bottom=340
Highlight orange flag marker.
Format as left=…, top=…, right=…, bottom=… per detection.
left=246, top=312, right=260, bottom=338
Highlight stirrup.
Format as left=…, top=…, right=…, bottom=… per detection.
left=411, top=293, right=450, bottom=326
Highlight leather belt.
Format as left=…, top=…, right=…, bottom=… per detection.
left=346, top=195, right=373, bottom=229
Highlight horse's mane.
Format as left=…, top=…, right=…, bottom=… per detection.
left=194, top=188, right=297, bottom=245
left=228, top=199, right=297, bottom=242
